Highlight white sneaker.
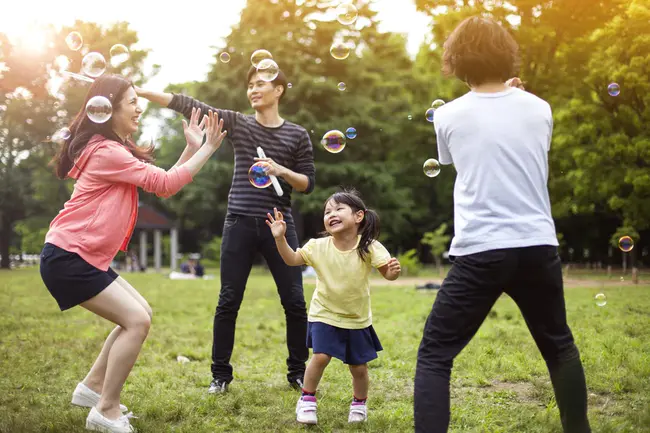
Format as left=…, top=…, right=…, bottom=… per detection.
left=72, top=382, right=128, bottom=413
left=348, top=402, right=367, bottom=423
left=85, top=407, right=134, bottom=433
left=296, top=396, right=318, bottom=424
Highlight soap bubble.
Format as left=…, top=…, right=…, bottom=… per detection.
left=345, top=127, right=357, bottom=139
left=425, top=108, right=435, bottom=122
left=321, top=130, right=346, bottom=153
left=219, top=52, right=231, bottom=63
left=251, top=49, right=273, bottom=68
left=65, top=32, right=83, bottom=51
left=330, top=42, right=351, bottom=60
left=81, top=52, right=107, bottom=78
left=52, top=127, right=71, bottom=144
left=248, top=161, right=272, bottom=188
left=337, top=82, right=346, bottom=91
left=431, top=99, right=446, bottom=109
left=86, top=96, right=112, bottom=123
left=618, top=236, right=634, bottom=252
left=336, top=3, right=358, bottom=25
left=423, top=158, right=441, bottom=177
left=607, top=83, right=620, bottom=97
left=109, top=44, right=129, bottom=67
left=594, top=293, right=607, bottom=307
left=256, top=58, right=279, bottom=82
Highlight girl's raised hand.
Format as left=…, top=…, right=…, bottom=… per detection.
left=266, top=207, right=287, bottom=239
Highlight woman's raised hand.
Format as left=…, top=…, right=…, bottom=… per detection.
left=203, top=109, right=227, bottom=150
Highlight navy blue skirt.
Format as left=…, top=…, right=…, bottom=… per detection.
left=40, top=243, right=119, bottom=311
left=307, top=321, right=383, bottom=365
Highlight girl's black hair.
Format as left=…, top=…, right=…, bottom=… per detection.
left=323, top=188, right=380, bottom=262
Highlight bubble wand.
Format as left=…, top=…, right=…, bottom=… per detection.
left=256, top=146, right=284, bottom=197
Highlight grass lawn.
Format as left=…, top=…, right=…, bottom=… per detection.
left=1, top=268, right=649, bottom=432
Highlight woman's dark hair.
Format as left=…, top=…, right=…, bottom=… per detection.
left=323, top=189, right=380, bottom=262
left=247, top=65, right=288, bottom=102
left=441, top=16, right=520, bottom=86
left=52, top=74, right=154, bottom=179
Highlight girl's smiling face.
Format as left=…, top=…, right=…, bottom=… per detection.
left=323, top=199, right=364, bottom=235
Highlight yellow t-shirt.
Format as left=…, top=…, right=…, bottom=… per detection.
left=298, top=236, right=391, bottom=329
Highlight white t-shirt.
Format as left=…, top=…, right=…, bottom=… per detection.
left=434, top=87, right=558, bottom=256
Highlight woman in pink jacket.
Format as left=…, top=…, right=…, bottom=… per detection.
left=40, top=74, right=226, bottom=433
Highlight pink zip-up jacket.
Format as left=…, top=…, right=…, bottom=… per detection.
left=45, top=134, right=193, bottom=271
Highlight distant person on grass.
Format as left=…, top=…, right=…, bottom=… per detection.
left=413, top=17, right=591, bottom=433
left=40, top=74, right=226, bottom=433
left=137, top=65, right=315, bottom=394
left=266, top=189, right=402, bottom=425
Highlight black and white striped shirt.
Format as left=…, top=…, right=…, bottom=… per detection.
left=168, top=94, right=315, bottom=224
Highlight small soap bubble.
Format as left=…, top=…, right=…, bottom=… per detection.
left=256, top=58, right=279, bottom=82
left=425, top=108, right=435, bottom=122
left=594, top=293, right=607, bottom=307
left=321, top=130, right=346, bottom=153
left=618, top=236, right=634, bottom=252
left=86, top=96, right=112, bottom=123
left=251, top=49, right=273, bottom=68
left=109, top=44, right=129, bottom=67
left=431, top=99, right=446, bottom=109
left=65, top=32, right=83, bottom=51
left=607, top=83, right=620, bottom=97
left=337, top=82, right=346, bottom=91
left=336, top=3, right=358, bottom=25
left=287, top=83, right=293, bottom=89
left=345, top=127, right=357, bottom=139
left=219, top=52, right=231, bottom=63
left=423, top=158, right=441, bottom=177
left=52, top=127, right=71, bottom=144
left=330, top=42, right=351, bottom=60
left=81, top=52, right=107, bottom=78
left=248, top=162, right=272, bottom=188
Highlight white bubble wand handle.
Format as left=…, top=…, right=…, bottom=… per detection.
left=257, top=146, right=284, bottom=197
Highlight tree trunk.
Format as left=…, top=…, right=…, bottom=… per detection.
left=435, top=256, right=442, bottom=276
left=0, top=211, right=11, bottom=269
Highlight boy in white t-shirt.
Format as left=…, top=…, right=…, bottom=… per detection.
left=414, top=16, right=591, bottom=433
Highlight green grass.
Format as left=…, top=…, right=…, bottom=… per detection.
left=1, top=268, right=649, bottom=432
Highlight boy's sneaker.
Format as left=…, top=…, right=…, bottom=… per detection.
left=71, top=382, right=128, bottom=412
left=207, top=379, right=228, bottom=394
left=85, top=406, right=134, bottom=433
left=296, top=395, right=317, bottom=424
left=348, top=402, right=367, bottom=423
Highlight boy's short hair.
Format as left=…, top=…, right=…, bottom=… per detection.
left=247, top=65, right=288, bottom=102
left=442, top=16, right=520, bottom=86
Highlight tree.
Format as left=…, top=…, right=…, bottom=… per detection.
left=0, top=21, right=150, bottom=269
left=421, top=223, right=451, bottom=275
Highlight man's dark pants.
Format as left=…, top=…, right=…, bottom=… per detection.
left=211, top=214, right=308, bottom=383
left=414, top=246, right=591, bottom=433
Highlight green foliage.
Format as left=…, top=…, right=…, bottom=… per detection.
left=2, top=0, right=649, bottom=268
left=396, top=248, right=422, bottom=276
left=201, top=236, right=222, bottom=263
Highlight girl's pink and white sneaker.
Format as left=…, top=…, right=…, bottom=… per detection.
left=348, top=402, right=367, bottom=423
left=85, top=407, right=134, bottom=433
left=296, top=395, right=318, bottom=424
left=72, top=382, right=128, bottom=413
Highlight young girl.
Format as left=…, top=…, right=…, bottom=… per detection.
left=40, top=74, right=226, bottom=433
left=266, top=189, right=401, bottom=425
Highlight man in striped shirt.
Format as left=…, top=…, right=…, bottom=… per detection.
left=137, top=66, right=315, bottom=394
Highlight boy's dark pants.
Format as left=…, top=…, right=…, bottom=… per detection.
left=211, top=214, right=308, bottom=383
left=414, top=246, right=591, bottom=433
